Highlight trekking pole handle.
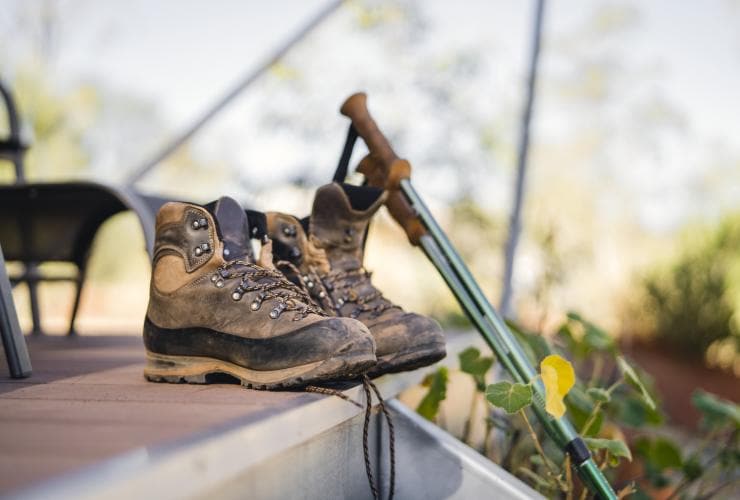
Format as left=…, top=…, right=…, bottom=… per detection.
left=340, top=93, right=412, bottom=190
left=340, top=93, right=425, bottom=245
left=340, top=93, right=397, bottom=166
left=357, top=154, right=427, bottom=245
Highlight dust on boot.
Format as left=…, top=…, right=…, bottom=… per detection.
left=266, top=182, right=446, bottom=376
left=143, top=196, right=376, bottom=389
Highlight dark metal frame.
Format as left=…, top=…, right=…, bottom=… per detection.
left=0, top=80, right=165, bottom=336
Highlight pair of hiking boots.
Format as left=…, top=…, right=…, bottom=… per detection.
left=143, top=182, right=446, bottom=389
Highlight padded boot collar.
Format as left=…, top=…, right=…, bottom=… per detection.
left=309, top=182, right=386, bottom=271
left=203, top=197, right=254, bottom=262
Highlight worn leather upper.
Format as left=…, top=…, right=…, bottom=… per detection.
left=266, top=183, right=445, bottom=359
left=146, top=198, right=368, bottom=343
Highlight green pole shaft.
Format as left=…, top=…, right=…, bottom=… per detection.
left=401, top=180, right=616, bottom=499
left=419, top=236, right=514, bottom=375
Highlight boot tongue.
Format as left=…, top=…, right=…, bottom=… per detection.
left=204, top=196, right=254, bottom=262
left=310, top=183, right=385, bottom=271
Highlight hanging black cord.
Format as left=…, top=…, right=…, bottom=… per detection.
left=361, top=375, right=396, bottom=500
left=305, top=375, right=396, bottom=500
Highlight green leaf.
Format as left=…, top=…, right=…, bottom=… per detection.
left=682, top=457, right=703, bottom=481
left=617, top=356, right=656, bottom=410
left=458, top=347, right=494, bottom=392
left=651, top=438, right=682, bottom=469
left=584, top=437, right=633, bottom=462
left=416, top=367, right=449, bottom=421
left=556, top=322, right=584, bottom=358
left=566, top=311, right=584, bottom=322
left=691, top=389, right=740, bottom=428
left=507, top=319, right=554, bottom=361
left=567, top=311, right=615, bottom=352
left=485, top=381, right=533, bottom=414
left=565, top=386, right=603, bottom=436
left=617, top=396, right=662, bottom=428
left=634, top=437, right=682, bottom=471
left=587, top=387, right=611, bottom=403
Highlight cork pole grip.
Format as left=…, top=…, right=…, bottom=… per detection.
left=340, top=93, right=398, bottom=167
left=356, top=153, right=426, bottom=246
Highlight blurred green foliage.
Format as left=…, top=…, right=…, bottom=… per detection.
left=416, top=312, right=740, bottom=498
left=636, top=213, right=740, bottom=360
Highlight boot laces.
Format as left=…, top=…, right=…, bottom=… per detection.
left=305, top=375, right=396, bottom=500
left=322, top=267, right=399, bottom=319
left=215, top=260, right=326, bottom=320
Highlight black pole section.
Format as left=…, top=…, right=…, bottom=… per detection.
left=125, top=0, right=344, bottom=187
left=500, top=0, right=546, bottom=317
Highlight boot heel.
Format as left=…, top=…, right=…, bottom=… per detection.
left=144, top=351, right=219, bottom=384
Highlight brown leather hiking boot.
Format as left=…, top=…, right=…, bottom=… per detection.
left=265, top=182, right=446, bottom=376
left=143, top=196, right=376, bottom=389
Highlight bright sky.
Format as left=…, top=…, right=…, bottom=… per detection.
left=1, top=0, right=739, bottom=231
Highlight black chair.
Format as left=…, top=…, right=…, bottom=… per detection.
left=0, top=80, right=169, bottom=337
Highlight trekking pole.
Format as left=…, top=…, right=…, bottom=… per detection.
left=339, top=93, right=617, bottom=500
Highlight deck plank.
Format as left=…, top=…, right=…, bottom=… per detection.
left=0, top=334, right=319, bottom=494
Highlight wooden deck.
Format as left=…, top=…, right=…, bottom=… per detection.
left=0, top=334, right=322, bottom=495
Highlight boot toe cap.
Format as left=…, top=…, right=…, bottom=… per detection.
left=370, top=312, right=446, bottom=358
left=313, top=317, right=376, bottom=356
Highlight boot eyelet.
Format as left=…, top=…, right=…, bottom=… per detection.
left=306, top=281, right=314, bottom=288
left=231, top=287, right=244, bottom=301
left=211, top=274, right=219, bottom=282
left=251, top=292, right=266, bottom=310
left=269, top=302, right=287, bottom=319
left=318, top=291, right=326, bottom=299
left=194, top=242, right=210, bottom=257
left=215, top=280, right=225, bottom=288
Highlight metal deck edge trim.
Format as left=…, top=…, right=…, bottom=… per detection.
left=387, top=399, right=544, bottom=499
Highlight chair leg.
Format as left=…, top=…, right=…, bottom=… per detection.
left=68, top=269, right=85, bottom=336
left=26, top=263, right=43, bottom=336
left=0, top=245, right=32, bottom=378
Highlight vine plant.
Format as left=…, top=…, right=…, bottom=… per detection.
left=415, top=312, right=740, bottom=498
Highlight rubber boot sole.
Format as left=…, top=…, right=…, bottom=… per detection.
left=367, top=341, right=447, bottom=378
left=144, top=348, right=376, bottom=390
